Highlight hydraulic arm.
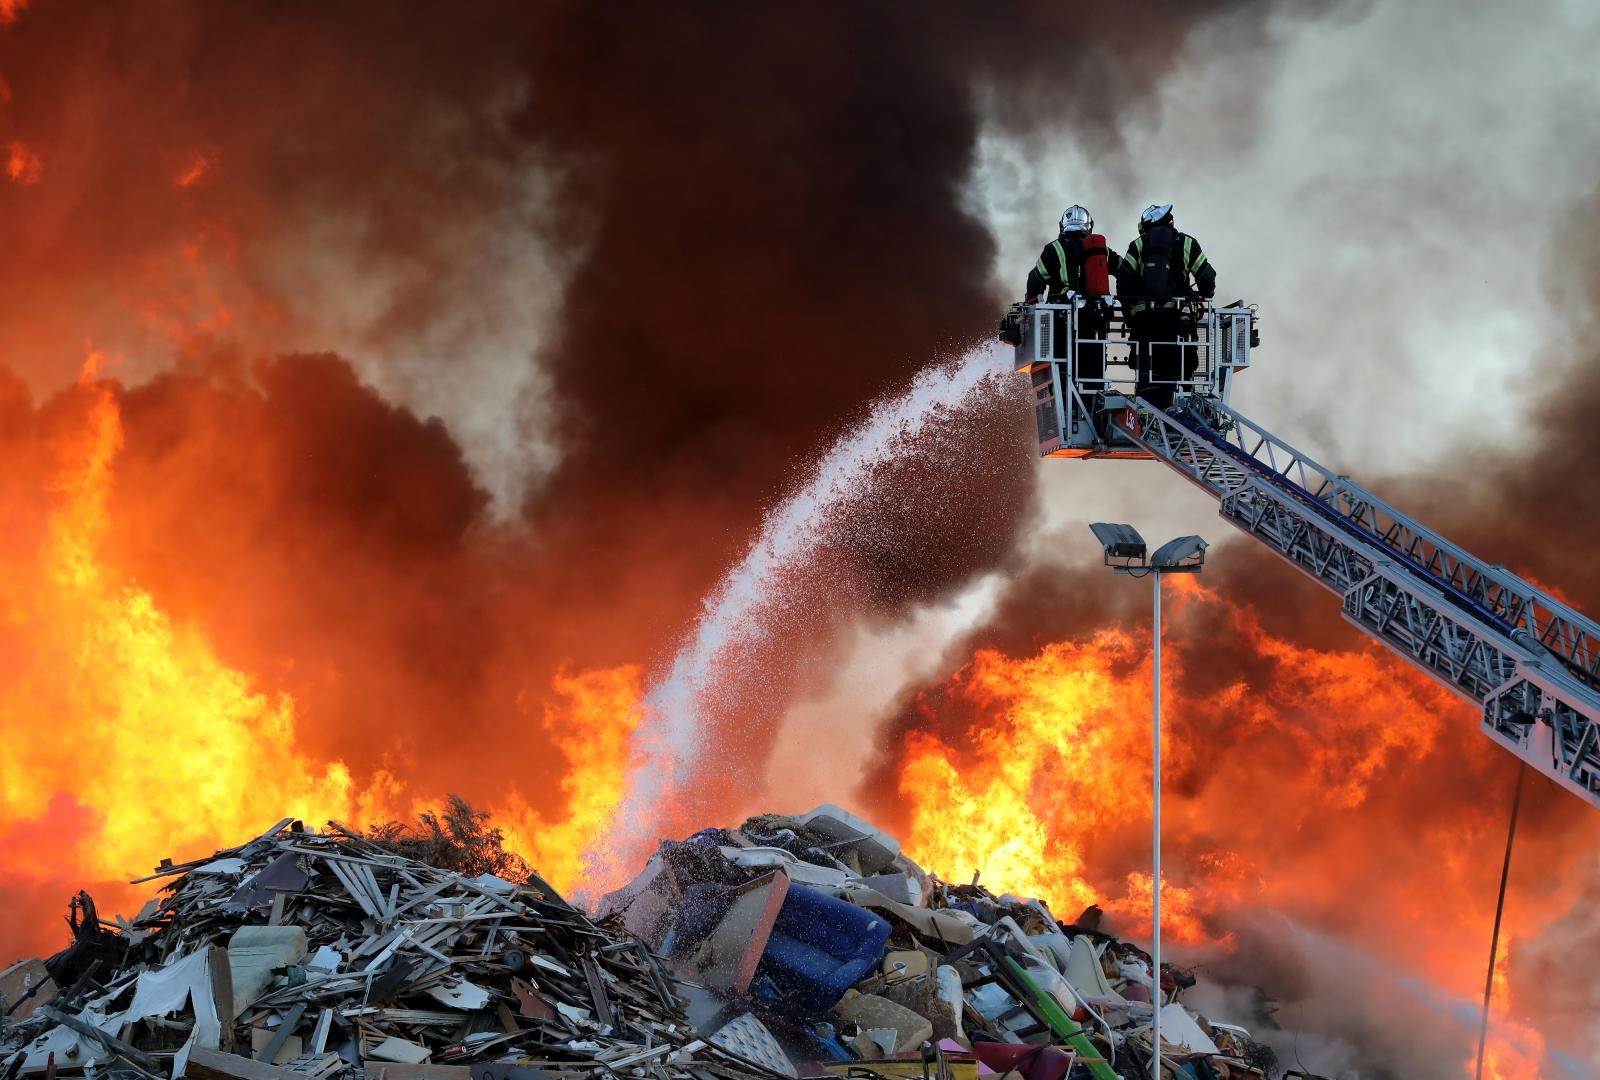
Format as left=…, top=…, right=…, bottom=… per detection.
left=1008, top=296, right=1600, bottom=807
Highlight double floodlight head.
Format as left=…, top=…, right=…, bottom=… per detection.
left=1089, top=522, right=1207, bottom=574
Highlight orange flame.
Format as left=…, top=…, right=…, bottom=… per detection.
left=0, top=365, right=638, bottom=950
left=898, top=621, right=1249, bottom=945
left=896, top=631, right=1144, bottom=919
left=0, top=361, right=401, bottom=938
left=893, top=577, right=1571, bottom=1067
left=500, top=666, right=645, bottom=896
left=1468, top=944, right=1545, bottom=1079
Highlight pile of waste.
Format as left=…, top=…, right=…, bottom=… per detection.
left=1, top=804, right=1290, bottom=1080
left=0, top=817, right=784, bottom=1080
left=598, top=803, right=1282, bottom=1079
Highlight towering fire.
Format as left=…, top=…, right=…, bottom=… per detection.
left=0, top=363, right=644, bottom=952
left=501, top=664, right=646, bottom=895
left=0, top=360, right=383, bottom=927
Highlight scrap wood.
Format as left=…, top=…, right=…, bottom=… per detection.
left=4, top=801, right=1285, bottom=1080
left=4, top=823, right=799, bottom=1080
left=185, top=1048, right=297, bottom=1080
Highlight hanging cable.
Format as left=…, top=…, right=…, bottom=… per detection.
left=1475, top=763, right=1525, bottom=1080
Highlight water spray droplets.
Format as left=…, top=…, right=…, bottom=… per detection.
left=593, top=343, right=1013, bottom=864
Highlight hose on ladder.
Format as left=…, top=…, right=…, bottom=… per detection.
left=1475, top=763, right=1525, bottom=1079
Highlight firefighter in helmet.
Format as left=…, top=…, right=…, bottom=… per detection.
left=1025, top=205, right=1113, bottom=389
left=1122, top=203, right=1215, bottom=410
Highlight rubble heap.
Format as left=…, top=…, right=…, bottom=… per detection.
left=2, top=804, right=1289, bottom=1080
left=599, top=804, right=1281, bottom=1079
left=0, top=818, right=787, bottom=1080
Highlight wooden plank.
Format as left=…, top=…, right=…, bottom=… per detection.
left=361, top=1067, right=470, bottom=1080
left=352, top=864, right=389, bottom=919
left=581, top=957, right=615, bottom=1033
left=256, top=1003, right=307, bottom=1063
left=308, top=1008, right=334, bottom=1055
left=326, top=861, right=382, bottom=921
left=186, top=1047, right=297, bottom=1080
left=386, top=882, right=450, bottom=922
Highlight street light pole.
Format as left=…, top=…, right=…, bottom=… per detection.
left=1086, top=523, right=1206, bottom=1080
left=1151, top=568, right=1163, bottom=1076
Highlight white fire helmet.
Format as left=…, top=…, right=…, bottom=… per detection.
left=1059, top=205, right=1093, bottom=235
left=1141, top=203, right=1174, bottom=225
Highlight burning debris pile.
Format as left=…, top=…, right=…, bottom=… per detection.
left=599, top=804, right=1280, bottom=1079
left=1, top=803, right=1291, bottom=1080
left=0, top=815, right=783, bottom=1080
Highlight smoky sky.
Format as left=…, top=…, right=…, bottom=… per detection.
left=0, top=0, right=1259, bottom=616
left=510, top=1, right=1335, bottom=589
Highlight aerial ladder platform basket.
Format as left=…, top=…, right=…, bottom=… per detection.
left=1004, top=294, right=1600, bottom=808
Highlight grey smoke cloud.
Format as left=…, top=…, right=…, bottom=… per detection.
left=1185, top=910, right=1581, bottom=1079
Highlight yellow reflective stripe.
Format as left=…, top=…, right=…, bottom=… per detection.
left=1184, top=235, right=1208, bottom=273
left=1051, top=240, right=1070, bottom=286
left=1121, top=237, right=1142, bottom=280
left=1036, top=254, right=1050, bottom=278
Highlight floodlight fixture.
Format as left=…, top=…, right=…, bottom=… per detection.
left=1089, top=521, right=1147, bottom=570
left=1151, top=534, right=1208, bottom=572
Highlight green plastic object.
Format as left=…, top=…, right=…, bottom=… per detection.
left=1000, top=956, right=1120, bottom=1080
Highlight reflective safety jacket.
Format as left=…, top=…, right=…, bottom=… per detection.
left=1122, top=229, right=1215, bottom=315
left=1025, top=234, right=1118, bottom=303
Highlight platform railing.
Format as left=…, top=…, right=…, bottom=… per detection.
left=1009, top=296, right=1256, bottom=457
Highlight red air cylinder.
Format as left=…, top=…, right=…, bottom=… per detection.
left=1082, top=233, right=1110, bottom=296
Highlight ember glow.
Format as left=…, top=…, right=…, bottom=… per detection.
left=173, top=147, right=219, bottom=191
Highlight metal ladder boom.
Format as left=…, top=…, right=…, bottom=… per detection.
left=1108, top=395, right=1600, bottom=807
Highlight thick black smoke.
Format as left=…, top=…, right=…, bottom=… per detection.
left=509, top=2, right=1355, bottom=802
